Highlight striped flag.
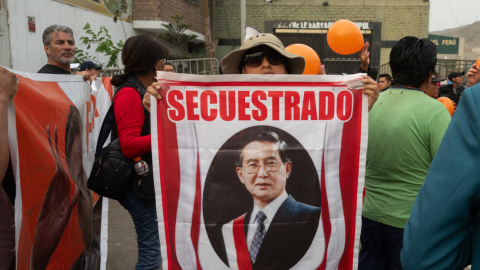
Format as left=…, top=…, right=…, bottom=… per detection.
left=151, top=73, right=367, bottom=270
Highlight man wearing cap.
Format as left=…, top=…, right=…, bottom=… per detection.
left=360, top=37, right=451, bottom=270
left=79, top=61, right=102, bottom=83
left=445, top=71, right=466, bottom=104
left=424, top=74, right=444, bottom=99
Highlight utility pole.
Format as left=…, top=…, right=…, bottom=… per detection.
left=211, top=0, right=215, bottom=42
left=202, top=0, right=218, bottom=71
left=240, top=0, right=246, bottom=41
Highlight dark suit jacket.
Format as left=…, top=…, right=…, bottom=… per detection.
left=243, top=195, right=321, bottom=270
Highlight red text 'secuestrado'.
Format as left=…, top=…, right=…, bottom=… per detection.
left=166, top=90, right=354, bottom=122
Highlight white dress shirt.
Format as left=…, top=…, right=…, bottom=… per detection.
left=246, top=191, right=288, bottom=249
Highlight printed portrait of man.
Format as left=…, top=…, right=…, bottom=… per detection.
left=222, top=130, right=321, bottom=270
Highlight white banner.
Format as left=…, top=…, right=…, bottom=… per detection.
left=151, top=73, right=368, bottom=270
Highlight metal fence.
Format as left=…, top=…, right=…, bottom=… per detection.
left=91, top=58, right=220, bottom=77
left=99, top=69, right=123, bottom=78
left=70, top=68, right=123, bottom=78
left=374, top=59, right=476, bottom=84
left=168, top=58, right=220, bottom=75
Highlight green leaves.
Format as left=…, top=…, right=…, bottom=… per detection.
left=73, top=23, right=123, bottom=69
left=72, top=48, right=98, bottom=64
left=156, top=14, right=197, bottom=54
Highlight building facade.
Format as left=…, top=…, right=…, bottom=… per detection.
left=132, top=0, right=205, bottom=46
left=214, top=0, right=430, bottom=73
left=1, top=0, right=431, bottom=73
left=0, top=0, right=206, bottom=72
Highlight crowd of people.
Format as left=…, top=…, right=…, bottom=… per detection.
left=1, top=23, right=480, bottom=270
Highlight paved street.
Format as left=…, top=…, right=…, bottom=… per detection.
left=106, top=199, right=137, bottom=269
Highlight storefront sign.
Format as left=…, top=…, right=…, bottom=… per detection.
left=276, top=21, right=371, bottom=30
left=428, top=34, right=459, bottom=54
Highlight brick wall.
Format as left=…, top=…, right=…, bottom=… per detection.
left=214, top=0, right=241, bottom=44
left=133, top=0, right=205, bottom=34
left=214, top=0, right=430, bottom=64
left=380, top=48, right=392, bottom=66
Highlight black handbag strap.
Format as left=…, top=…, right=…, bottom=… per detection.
left=94, top=83, right=142, bottom=160
left=94, top=105, right=115, bottom=159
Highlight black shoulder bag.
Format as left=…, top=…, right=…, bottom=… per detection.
left=87, top=89, right=138, bottom=200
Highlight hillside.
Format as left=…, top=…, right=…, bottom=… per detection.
left=430, top=21, right=480, bottom=60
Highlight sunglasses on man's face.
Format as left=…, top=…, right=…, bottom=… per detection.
left=244, top=51, right=285, bottom=67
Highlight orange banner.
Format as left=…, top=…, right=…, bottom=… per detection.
left=7, top=74, right=112, bottom=270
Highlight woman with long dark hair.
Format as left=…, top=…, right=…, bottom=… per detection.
left=110, top=35, right=168, bottom=270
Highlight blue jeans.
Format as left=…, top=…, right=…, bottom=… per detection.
left=118, top=190, right=161, bottom=270
left=358, top=216, right=404, bottom=270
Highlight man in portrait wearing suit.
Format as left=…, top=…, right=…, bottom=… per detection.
left=223, top=130, right=321, bottom=270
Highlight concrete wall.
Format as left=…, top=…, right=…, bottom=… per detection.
left=214, top=0, right=430, bottom=65
left=6, top=0, right=141, bottom=72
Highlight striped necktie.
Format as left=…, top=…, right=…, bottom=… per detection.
left=249, top=211, right=267, bottom=263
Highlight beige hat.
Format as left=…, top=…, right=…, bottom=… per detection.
left=221, top=33, right=305, bottom=74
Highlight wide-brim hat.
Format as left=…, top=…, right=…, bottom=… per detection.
left=221, top=33, right=305, bottom=74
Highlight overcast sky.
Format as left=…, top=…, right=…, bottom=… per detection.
left=429, top=0, right=480, bottom=32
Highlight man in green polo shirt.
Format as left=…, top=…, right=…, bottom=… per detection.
left=359, top=36, right=451, bottom=270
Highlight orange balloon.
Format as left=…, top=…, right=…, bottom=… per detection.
left=285, top=44, right=321, bottom=75
left=437, top=97, right=455, bottom=116
left=327, top=20, right=364, bottom=55
left=477, top=56, right=480, bottom=75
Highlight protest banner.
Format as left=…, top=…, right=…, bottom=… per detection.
left=151, top=73, right=368, bottom=270
left=5, top=71, right=111, bottom=270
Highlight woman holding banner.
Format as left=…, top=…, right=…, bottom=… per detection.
left=141, top=32, right=379, bottom=269
left=110, top=35, right=168, bottom=270
left=142, top=33, right=379, bottom=111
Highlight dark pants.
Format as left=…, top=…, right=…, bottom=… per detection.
left=118, top=190, right=161, bottom=270
left=358, top=216, right=404, bottom=270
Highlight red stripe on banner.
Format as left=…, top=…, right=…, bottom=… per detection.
left=363, top=188, right=366, bottom=204
left=233, top=214, right=252, bottom=270
left=157, top=99, right=182, bottom=270
left=158, top=79, right=348, bottom=88
left=191, top=153, right=202, bottom=269
left=337, top=89, right=362, bottom=270
left=317, top=158, right=331, bottom=270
